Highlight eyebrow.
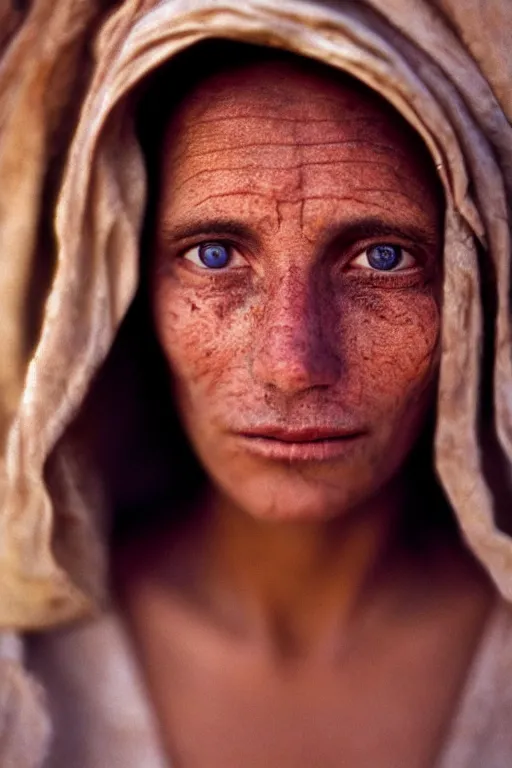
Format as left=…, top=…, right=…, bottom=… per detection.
left=322, top=217, right=440, bottom=251
left=160, top=219, right=260, bottom=247
left=160, top=215, right=440, bottom=252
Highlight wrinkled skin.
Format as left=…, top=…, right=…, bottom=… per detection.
left=151, top=58, right=443, bottom=523
left=114, top=56, right=493, bottom=768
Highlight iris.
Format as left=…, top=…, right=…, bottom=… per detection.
left=367, top=244, right=402, bottom=271
left=199, top=242, right=230, bottom=269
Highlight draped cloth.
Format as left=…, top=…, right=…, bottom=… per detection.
left=0, top=1, right=511, bottom=765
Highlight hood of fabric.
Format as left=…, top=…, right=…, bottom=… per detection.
left=1, top=0, right=512, bottom=630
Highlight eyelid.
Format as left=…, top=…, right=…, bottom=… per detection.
left=181, top=239, right=248, bottom=270
left=350, top=244, right=416, bottom=272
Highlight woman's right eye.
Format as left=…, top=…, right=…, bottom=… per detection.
left=182, top=241, right=246, bottom=271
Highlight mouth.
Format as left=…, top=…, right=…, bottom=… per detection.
left=237, top=427, right=367, bottom=462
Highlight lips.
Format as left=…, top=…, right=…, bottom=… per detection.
left=236, top=426, right=366, bottom=461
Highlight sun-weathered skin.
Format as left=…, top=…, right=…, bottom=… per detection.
left=0, top=1, right=511, bottom=766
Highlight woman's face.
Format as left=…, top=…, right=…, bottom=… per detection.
left=151, top=58, right=443, bottom=522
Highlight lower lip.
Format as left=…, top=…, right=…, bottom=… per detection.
left=238, top=434, right=365, bottom=462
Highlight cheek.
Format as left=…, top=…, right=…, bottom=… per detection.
left=342, top=286, right=441, bottom=409
left=152, top=272, right=440, bottom=422
left=152, top=275, right=252, bottom=398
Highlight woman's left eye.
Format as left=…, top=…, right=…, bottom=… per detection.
left=182, top=241, right=246, bottom=270
left=351, top=244, right=415, bottom=272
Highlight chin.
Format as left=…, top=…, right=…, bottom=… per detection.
left=218, top=474, right=364, bottom=523
left=194, top=430, right=410, bottom=524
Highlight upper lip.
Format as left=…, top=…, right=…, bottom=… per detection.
left=238, top=426, right=365, bottom=442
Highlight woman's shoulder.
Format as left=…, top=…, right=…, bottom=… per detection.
left=437, top=598, right=512, bottom=768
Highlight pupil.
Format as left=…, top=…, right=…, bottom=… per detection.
left=199, top=243, right=230, bottom=269
left=367, top=245, right=402, bottom=271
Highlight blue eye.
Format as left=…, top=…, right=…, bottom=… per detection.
left=350, top=243, right=415, bottom=272
left=199, top=242, right=230, bottom=269
left=366, top=244, right=403, bottom=271
left=182, top=241, right=247, bottom=271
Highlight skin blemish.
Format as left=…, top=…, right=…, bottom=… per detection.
left=151, top=58, right=443, bottom=523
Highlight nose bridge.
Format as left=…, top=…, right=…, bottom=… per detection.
left=251, top=264, right=340, bottom=393
left=269, top=264, right=311, bottom=333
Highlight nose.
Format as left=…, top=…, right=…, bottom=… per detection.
left=250, top=270, right=341, bottom=395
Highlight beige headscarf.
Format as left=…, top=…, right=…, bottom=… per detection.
left=0, top=0, right=511, bottom=762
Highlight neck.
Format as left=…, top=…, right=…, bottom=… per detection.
left=193, top=477, right=411, bottom=656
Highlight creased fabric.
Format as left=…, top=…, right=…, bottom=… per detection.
left=0, top=631, right=51, bottom=768
left=3, top=0, right=512, bottom=626
left=0, top=0, right=511, bottom=765
left=25, top=600, right=512, bottom=768
left=0, top=0, right=120, bottom=627
left=27, top=615, right=168, bottom=768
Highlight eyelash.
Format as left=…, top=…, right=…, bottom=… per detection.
left=179, top=240, right=419, bottom=274
left=181, top=241, right=244, bottom=271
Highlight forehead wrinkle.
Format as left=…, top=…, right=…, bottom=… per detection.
left=167, top=136, right=420, bottom=196
left=185, top=190, right=432, bottom=221
left=165, top=58, right=436, bottom=171
left=164, top=89, right=437, bottom=188
left=167, top=104, right=417, bottom=155
left=159, top=62, right=442, bottom=251
left=301, top=178, right=430, bottom=211
left=170, top=157, right=424, bottom=198
left=170, top=127, right=409, bottom=161
left=171, top=141, right=402, bottom=167
left=165, top=136, right=437, bottom=226
left=300, top=195, right=438, bottom=244
left=167, top=152, right=432, bottom=214
left=163, top=146, right=438, bottom=241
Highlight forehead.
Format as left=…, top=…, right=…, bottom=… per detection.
left=157, top=58, right=442, bottom=242
left=163, top=57, right=434, bottom=161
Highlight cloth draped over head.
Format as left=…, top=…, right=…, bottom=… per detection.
left=0, top=0, right=511, bottom=632
left=1, top=2, right=512, bottom=766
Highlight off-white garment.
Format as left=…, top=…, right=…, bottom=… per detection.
left=2, top=0, right=512, bottom=629
left=437, top=601, right=512, bottom=768
left=1, top=1, right=512, bottom=766
left=25, top=600, right=512, bottom=768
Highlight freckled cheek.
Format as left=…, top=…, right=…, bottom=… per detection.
left=341, top=291, right=441, bottom=404
left=152, top=282, right=252, bottom=395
